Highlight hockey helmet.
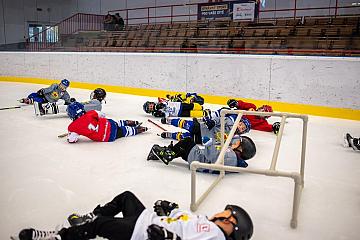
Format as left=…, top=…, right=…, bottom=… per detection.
left=143, top=101, right=156, bottom=113
left=60, top=79, right=70, bottom=88
left=257, top=104, right=273, bottom=113
left=257, top=105, right=273, bottom=119
left=239, top=136, right=256, bottom=160
left=225, top=205, right=253, bottom=240
left=227, top=99, right=238, bottom=108
left=236, top=117, right=251, bottom=134
left=90, top=88, right=107, bottom=102
left=67, top=102, right=85, bottom=120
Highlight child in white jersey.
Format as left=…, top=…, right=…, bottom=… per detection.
left=14, top=191, right=253, bottom=240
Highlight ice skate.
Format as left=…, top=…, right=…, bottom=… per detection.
left=13, top=228, right=60, bottom=240
left=161, top=117, right=170, bottom=124
left=147, top=144, right=161, bottom=161
left=147, top=144, right=176, bottom=165
left=136, top=126, right=148, bottom=134
left=67, top=212, right=96, bottom=226
left=343, top=133, right=360, bottom=151
left=160, top=132, right=172, bottom=139
left=343, top=133, right=352, bottom=147
left=349, top=137, right=360, bottom=151
left=18, top=98, right=33, bottom=105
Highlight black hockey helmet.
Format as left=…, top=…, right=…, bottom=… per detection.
left=90, top=88, right=107, bottom=102
left=143, top=101, right=156, bottom=113
left=225, top=205, right=253, bottom=240
left=239, top=136, right=256, bottom=160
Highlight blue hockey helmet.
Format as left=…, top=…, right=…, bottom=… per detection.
left=67, top=102, right=85, bottom=120
left=60, top=79, right=70, bottom=88
left=236, top=117, right=251, bottom=134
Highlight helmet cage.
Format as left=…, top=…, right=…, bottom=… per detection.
left=90, top=88, right=106, bottom=102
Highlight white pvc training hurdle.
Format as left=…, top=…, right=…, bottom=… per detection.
left=190, top=109, right=308, bottom=228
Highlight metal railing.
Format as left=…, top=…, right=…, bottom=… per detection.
left=24, top=2, right=360, bottom=52
left=190, top=109, right=308, bottom=228
left=107, top=2, right=360, bottom=25
left=26, top=13, right=105, bottom=51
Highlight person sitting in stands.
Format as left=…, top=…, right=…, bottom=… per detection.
left=104, top=13, right=115, bottom=31
left=114, top=13, right=124, bottom=31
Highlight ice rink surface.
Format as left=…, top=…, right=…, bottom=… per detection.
left=0, top=82, right=359, bottom=240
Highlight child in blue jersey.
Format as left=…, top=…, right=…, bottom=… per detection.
left=160, top=107, right=251, bottom=144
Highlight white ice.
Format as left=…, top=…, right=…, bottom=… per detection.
left=0, top=82, right=359, bottom=240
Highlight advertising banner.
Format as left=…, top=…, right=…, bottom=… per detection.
left=233, top=2, right=256, bottom=21
left=197, top=1, right=258, bottom=21
left=197, top=2, right=231, bottom=20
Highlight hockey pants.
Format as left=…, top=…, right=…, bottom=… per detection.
left=171, top=137, right=197, bottom=161
left=168, top=118, right=202, bottom=144
left=58, top=191, right=145, bottom=240
left=28, top=93, right=47, bottom=103
left=179, top=103, right=203, bottom=118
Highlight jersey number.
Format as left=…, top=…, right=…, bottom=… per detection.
left=88, top=123, right=99, bottom=132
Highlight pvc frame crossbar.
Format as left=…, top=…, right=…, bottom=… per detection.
left=190, top=109, right=308, bottom=228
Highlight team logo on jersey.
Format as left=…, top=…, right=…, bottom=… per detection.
left=197, top=223, right=210, bottom=232
left=51, top=91, right=59, bottom=98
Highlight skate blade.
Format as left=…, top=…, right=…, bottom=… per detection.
left=343, top=133, right=350, bottom=148
left=10, top=236, right=19, bottom=240
left=147, top=149, right=159, bottom=161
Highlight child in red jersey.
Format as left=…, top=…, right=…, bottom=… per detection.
left=227, top=99, right=280, bottom=134
left=66, top=102, right=147, bottom=143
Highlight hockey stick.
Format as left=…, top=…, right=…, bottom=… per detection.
left=0, top=106, right=21, bottom=111
left=58, top=133, right=68, bottom=138
left=147, top=119, right=167, bottom=131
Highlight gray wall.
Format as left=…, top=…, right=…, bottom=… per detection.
left=0, top=0, right=73, bottom=45
left=0, top=0, right=359, bottom=45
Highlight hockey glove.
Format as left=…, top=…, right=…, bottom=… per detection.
left=153, top=111, right=165, bottom=118
left=147, top=224, right=181, bottom=240
left=37, top=89, right=45, bottom=97
left=153, top=200, right=179, bottom=216
left=203, top=117, right=215, bottom=130
left=227, top=99, right=238, bottom=109
left=186, top=92, right=197, bottom=98
left=155, top=103, right=166, bottom=110
left=272, top=122, right=280, bottom=135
